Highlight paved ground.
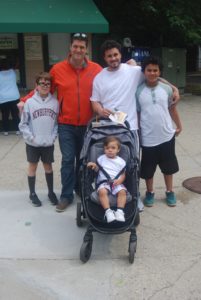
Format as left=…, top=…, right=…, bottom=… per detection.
left=0, top=94, right=201, bottom=300
left=186, top=73, right=201, bottom=95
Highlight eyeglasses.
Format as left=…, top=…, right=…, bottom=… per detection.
left=38, top=82, right=51, bottom=87
left=73, top=33, right=87, bottom=39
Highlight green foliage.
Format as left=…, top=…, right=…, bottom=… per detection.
left=94, top=0, right=201, bottom=46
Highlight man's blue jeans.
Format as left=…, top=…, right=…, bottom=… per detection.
left=58, top=124, right=86, bottom=203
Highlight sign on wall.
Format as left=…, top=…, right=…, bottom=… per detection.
left=0, top=38, right=17, bottom=49
left=24, top=36, right=42, bottom=60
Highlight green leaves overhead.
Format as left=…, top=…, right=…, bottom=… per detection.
left=94, top=0, right=201, bottom=46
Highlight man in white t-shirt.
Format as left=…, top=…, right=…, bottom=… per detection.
left=90, top=40, right=180, bottom=127
left=91, top=52, right=143, bottom=131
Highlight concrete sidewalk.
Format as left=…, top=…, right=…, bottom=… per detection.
left=0, top=94, right=201, bottom=300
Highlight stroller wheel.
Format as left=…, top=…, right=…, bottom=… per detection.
left=80, top=240, right=92, bottom=263
left=134, top=211, right=140, bottom=227
left=128, top=241, right=137, bottom=264
left=76, top=202, right=83, bottom=227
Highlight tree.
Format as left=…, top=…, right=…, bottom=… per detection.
left=94, top=0, right=201, bottom=47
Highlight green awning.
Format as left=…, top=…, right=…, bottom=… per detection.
left=0, top=0, right=108, bottom=33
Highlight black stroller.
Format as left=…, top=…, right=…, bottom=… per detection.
left=77, top=119, right=140, bottom=263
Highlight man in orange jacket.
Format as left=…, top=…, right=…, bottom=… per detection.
left=20, top=33, right=102, bottom=212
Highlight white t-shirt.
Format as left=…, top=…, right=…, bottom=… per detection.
left=97, top=154, right=126, bottom=183
left=0, top=69, right=20, bottom=104
left=90, top=64, right=144, bottom=130
left=136, top=81, right=175, bottom=147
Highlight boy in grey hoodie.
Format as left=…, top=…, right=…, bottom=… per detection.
left=19, top=72, right=59, bottom=207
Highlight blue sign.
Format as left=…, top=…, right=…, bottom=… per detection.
left=132, top=48, right=150, bottom=63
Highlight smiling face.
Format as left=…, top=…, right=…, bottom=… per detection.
left=104, top=47, right=122, bottom=71
left=104, top=141, right=120, bottom=158
left=36, top=79, right=51, bottom=98
left=70, top=39, right=87, bottom=64
left=144, top=64, right=161, bottom=86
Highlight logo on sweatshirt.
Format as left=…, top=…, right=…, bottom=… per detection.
left=33, top=108, right=57, bottom=120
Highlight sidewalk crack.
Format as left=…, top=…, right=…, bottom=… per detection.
left=147, top=255, right=201, bottom=300
left=0, top=138, right=21, bottom=162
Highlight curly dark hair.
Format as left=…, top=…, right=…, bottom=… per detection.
left=100, top=40, right=121, bottom=58
left=141, top=56, right=163, bottom=72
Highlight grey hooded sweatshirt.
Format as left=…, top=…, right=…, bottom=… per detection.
left=19, top=92, right=59, bottom=147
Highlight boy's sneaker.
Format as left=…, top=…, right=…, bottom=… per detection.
left=166, top=191, right=176, bottom=206
left=144, top=191, right=155, bottom=207
left=105, top=208, right=116, bottom=223
left=16, top=131, right=20, bottom=135
left=30, top=193, right=42, bottom=207
left=114, top=209, right=125, bottom=222
left=3, top=132, right=8, bottom=136
left=48, top=192, right=58, bottom=205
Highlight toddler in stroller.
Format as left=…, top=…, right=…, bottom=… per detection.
left=78, top=119, right=140, bottom=263
left=87, top=136, right=127, bottom=223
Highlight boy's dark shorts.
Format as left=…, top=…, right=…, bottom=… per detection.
left=140, top=136, right=179, bottom=179
left=26, top=144, right=54, bottom=163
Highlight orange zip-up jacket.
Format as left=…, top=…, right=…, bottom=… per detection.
left=21, top=58, right=102, bottom=126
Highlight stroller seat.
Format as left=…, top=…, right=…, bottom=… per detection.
left=91, top=190, right=132, bottom=206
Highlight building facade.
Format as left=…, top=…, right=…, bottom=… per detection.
left=0, top=0, right=108, bottom=90
left=0, top=33, right=94, bottom=89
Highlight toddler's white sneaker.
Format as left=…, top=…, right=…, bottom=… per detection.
left=114, top=209, right=125, bottom=222
left=105, top=208, right=115, bottom=223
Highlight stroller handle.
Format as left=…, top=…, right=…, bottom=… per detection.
left=90, top=116, right=130, bottom=130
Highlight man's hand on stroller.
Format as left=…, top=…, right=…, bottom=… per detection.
left=91, top=101, right=113, bottom=118
left=87, top=162, right=99, bottom=172
left=100, top=108, right=113, bottom=118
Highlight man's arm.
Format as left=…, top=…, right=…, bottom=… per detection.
left=125, top=59, right=137, bottom=66
left=17, top=90, right=35, bottom=114
left=169, top=106, right=182, bottom=136
left=159, top=77, right=180, bottom=104
left=91, top=101, right=113, bottom=118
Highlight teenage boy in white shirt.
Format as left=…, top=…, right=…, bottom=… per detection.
left=136, top=56, right=182, bottom=207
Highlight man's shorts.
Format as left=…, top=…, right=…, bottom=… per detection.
left=97, top=182, right=127, bottom=195
left=140, top=136, right=179, bottom=179
left=26, top=144, right=54, bottom=163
